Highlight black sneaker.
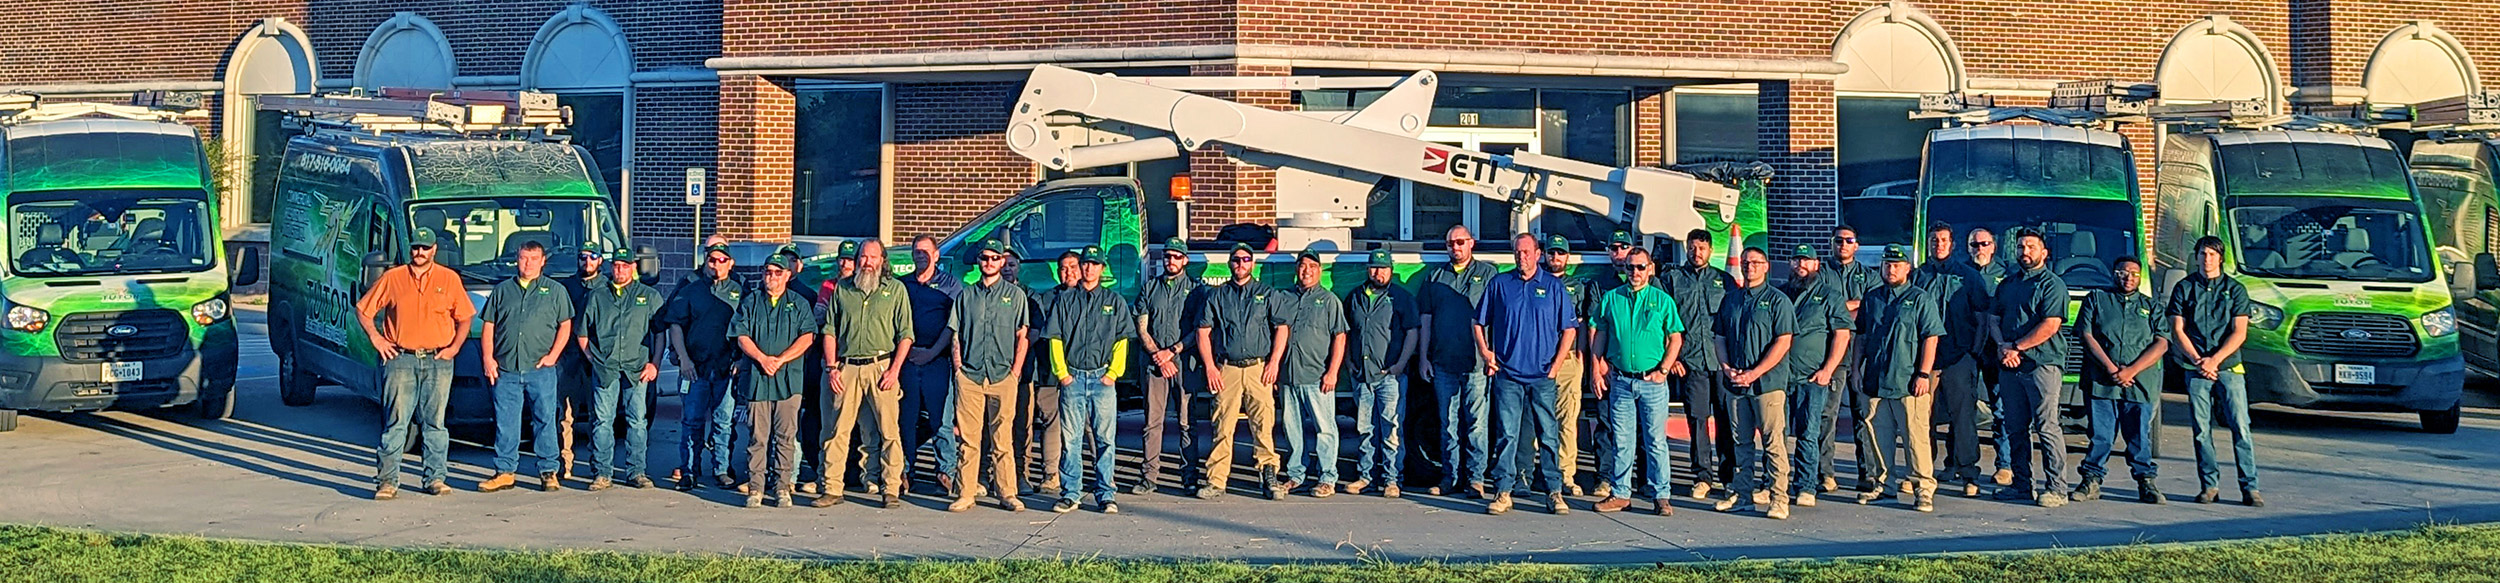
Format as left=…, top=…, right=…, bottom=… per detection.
left=1259, top=466, right=1278, bottom=493
left=1991, top=487, right=2032, bottom=502
left=2071, top=477, right=2102, bottom=501
left=674, top=475, right=697, bottom=492
left=2138, top=479, right=2165, bottom=504
left=2242, top=489, right=2266, bottom=508
left=1052, top=499, right=1079, bottom=513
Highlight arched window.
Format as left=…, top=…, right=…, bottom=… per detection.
left=2155, top=15, right=2282, bottom=113
left=1831, top=1, right=1960, bottom=249
left=2363, top=22, right=2481, bottom=106
left=221, top=17, right=319, bottom=227
left=352, top=12, right=456, bottom=91
left=523, top=4, right=636, bottom=206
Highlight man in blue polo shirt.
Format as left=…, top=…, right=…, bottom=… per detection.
left=1474, top=233, right=1578, bottom=516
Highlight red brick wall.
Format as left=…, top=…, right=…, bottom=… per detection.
left=2301, top=0, right=2500, bottom=89
left=301, top=1, right=721, bottom=82
left=630, top=85, right=723, bottom=266
left=722, top=0, right=1232, bottom=57
left=891, top=82, right=1030, bottom=238
left=1239, top=0, right=1835, bottom=60
left=0, top=1, right=308, bottom=86
left=1829, top=0, right=2292, bottom=86
left=717, top=74, right=796, bottom=242
left=1758, top=80, right=1838, bottom=254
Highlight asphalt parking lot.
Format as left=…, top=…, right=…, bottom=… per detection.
left=0, top=305, right=2494, bottom=564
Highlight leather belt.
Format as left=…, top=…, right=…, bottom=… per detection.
left=1222, top=357, right=1265, bottom=368
left=841, top=354, right=892, bottom=366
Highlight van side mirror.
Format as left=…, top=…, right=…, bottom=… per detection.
left=636, top=245, right=661, bottom=276
left=231, top=247, right=263, bottom=287
left=362, top=251, right=391, bottom=282
left=2478, top=253, right=2500, bottom=292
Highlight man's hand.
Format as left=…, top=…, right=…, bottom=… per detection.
left=1481, top=351, right=1501, bottom=377
left=1385, top=364, right=1406, bottom=378
left=1100, top=373, right=1116, bottom=387
left=1158, top=360, right=1180, bottom=378
left=1592, top=382, right=1608, bottom=400
left=371, top=336, right=400, bottom=360
left=1151, top=350, right=1174, bottom=366
left=1643, top=370, right=1669, bottom=384
left=1059, top=375, right=1076, bottom=386
left=1321, top=377, right=1337, bottom=394
left=2113, top=367, right=2140, bottom=387
left=908, top=347, right=937, bottom=365
left=639, top=363, right=659, bottom=384
left=484, top=359, right=500, bottom=384
left=1667, top=361, right=1686, bottom=378
left=1912, top=375, right=1934, bottom=397
left=1811, top=368, right=1834, bottom=386
left=433, top=348, right=457, bottom=361
left=1420, top=361, right=1436, bottom=381
left=1999, top=343, right=2022, bottom=368
left=1205, top=369, right=1224, bottom=394
left=1261, top=363, right=1280, bottom=386
left=538, top=353, right=562, bottom=370
left=880, top=370, right=902, bottom=391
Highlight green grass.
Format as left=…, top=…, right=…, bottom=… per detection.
left=4, top=522, right=2499, bottom=583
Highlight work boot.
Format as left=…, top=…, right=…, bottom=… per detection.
left=373, top=485, right=398, bottom=501
left=1549, top=493, right=1569, bottom=515
left=1915, top=492, right=1936, bottom=513
left=1272, top=480, right=1296, bottom=501
left=1796, top=492, right=1818, bottom=507
left=1128, top=479, right=1155, bottom=496
left=540, top=473, right=562, bottom=492
left=811, top=492, right=842, bottom=508
left=1195, top=486, right=1223, bottom=500
left=775, top=491, right=793, bottom=508
left=2072, top=477, right=2103, bottom=501
left=882, top=494, right=902, bottom=509
left=1594, top=497, right=1632, bottom=513
left=1052, top=498, right=1080, bottom=514
left=1486, top=493, right=1514, bottom=515
left=1471, top=482, right=1491, bottom=500
left=948, top=496, right=976, bottom=512
left=586, top=477, right=613, bottom=492
left=1820, top=476, right=1839, bottom=493
left=1992, top=469, right=2014, bottom=486
left=1101, top=501, right=1120, bottom=514
left=1993, top=487, right=2033, bottom=502
left=1961, top=482, right=1982, bottom=498
left=1259, top=467, right=1280, bottom=495
left=1382, top=484, right=1402, bottom=499
left=745, top=493, right=763, bottom=508
left=1592, top=482, right=1612, bottom=499
left=673, top=474, right=696, bottom=492
left=2138, top=478, right=2166, bottom=504
left=629, top=476, right=655, bottom=490
left=1855, top=487, right=1886, bottom=505
left=1428, top=481, right=1454, bottom=496
left=2196, top=489, right=2220, bottom=504
left=1654, top=498, right=1675, bottom=516
left=1345, top=479, right=1369, bottom=496
left=2243, top=489, right=2266, bottom=508
left=1313, top=483, right=1336, bottom=498
left=796, top=481, right=818, bottom=495
left=423, top=482, right=453, bottom=496
left=716, top=474, right=738, bottom=489
left=478, top=473, right=516, bottom=493
left=1691, top=481, right=1715, bottom=501
left=1753, top=490, right=1771, bottom=506
left=2038, top=491, right=2069, bottom=508
left=1567, top=484, right=1585, bottom=497
left=1000, top=495, right=1026, bottom=512
left=1766, top=500, right=1791, bottom=520
left=1714, top=492, right=1750, bottom=513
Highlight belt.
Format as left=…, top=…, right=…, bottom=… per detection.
left=840, top=354, right=892, bottom=366
left=1222, top=357, right=1266, bottom=368
left=403, top=347, right=445, bottom=357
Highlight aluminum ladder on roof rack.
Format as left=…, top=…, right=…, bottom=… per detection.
left=256, top=89, right=571, bottom=136
left=1912, top=80, right=2154, bottom=130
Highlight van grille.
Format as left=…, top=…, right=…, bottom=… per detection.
left=2289, top=312, right=2417, bottom=359
left=54, top=309, right=187, bottom=362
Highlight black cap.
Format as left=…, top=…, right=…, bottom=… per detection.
left=1882, top=244, right=1912, bottom=263
left=1296, top=249, right=1323, bottom=263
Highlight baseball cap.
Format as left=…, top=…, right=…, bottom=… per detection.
left=579, top=241, right=603, bottom=257
left=1882, top=244, right=1912, bottom=263
left=1609, top=230, right=1636, bottom=247
left=764, top=253, right=796, bottom=271
left=1367, top=249, right=1394, bottom=268
left=610, top=248, right=641, bottom=262
left=1081, top=245, right=1107, bottom=265
left=1545, top=235, right=1570, bottom=253
left=1296, top=249, right=1323, bottom=263
left=980, top=238, right=1014, bottom=256
left=836, top=240, right=860, bottom=260
left=407, top=227, right=439, bottom=248
left=1162, top=236, right=1189, bottom=257
left=1793, top=244, right=1817, bottom=260
left=1230, top=242, right=1255, bottom=254
left=703, top=242, right=731, bottom=256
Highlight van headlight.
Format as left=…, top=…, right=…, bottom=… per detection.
left=6, top=304, right=48, bottom=332
left=192, top=297, right=230, bottom=325
left=2250, top=302, right=2285, bottom=330
left=2423, top=308, right=2458, bottom=337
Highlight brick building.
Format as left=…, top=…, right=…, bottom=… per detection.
left=4, top=1, right=2497, bottom=271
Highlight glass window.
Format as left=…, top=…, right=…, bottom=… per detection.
left=1838, top=97, right=1938, bottom=247
left=1923, top=138, right=2134, bottom=198
left=407, top=197, right=622, bottom=283
left=1433, top=87, right=1535, bottom=128
left=999, top=193, right=1104, bottom=259
left=247, top=107, right=287, bottom=223
left=8, top=190, right=214, bottom=276
left=1536, top=90, right=1630, bottom=244
left=2217, top=141, right=2412, bottom=199
left=1674, top=91, right=1757, bottom=163
left=556, top=93, right=626, bottom=205
left=794, top=87, right=884, bottom=238
left=1924, top=195, right=2142, bottom=289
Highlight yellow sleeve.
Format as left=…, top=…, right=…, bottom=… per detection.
left=1108, top=339, right=1130, bottom=379
left=1050, top=338, right=1069, bottom=380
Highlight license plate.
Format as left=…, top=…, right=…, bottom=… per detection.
left=101, top=362, right=142, bottom=383
left=2333, top=364, right=2376, bottom=385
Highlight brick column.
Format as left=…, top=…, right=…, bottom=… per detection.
left=1633, top=88, right=1667, bottom=168
left=1757, top=79, right=1837, bottom=254
left=1184, top=63, right=1292, bottom=238
left=716, top=74, right=796, bottom=243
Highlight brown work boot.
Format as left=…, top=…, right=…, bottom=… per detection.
left=1594, top=496, right=1632, bottom=513
left=1549, top=492, right=1570, bottom=515
left=586, top=477, right=612, bottom=492
left=1654, top=498, right=1675, bottom=516
left=811, top=492, right=842, bottom=508
left=1344, top=479, right=1369, bottom=495
left=1690, top=481, right=1715, bottom=501
left=478, top=473, right=516, bottom=493
left=540, top=473, right=562, bottom=492
left=421, top=482, right=452, bottom=496
left=1000, top=495, right=1026, bottom=512
left=947, top=496, right=976, bottom=512
left=1313, top=483, right=1336, bottom=498
left=1382, top=484, right=1402, bottom=499
left=1486, top=493, right=1514, bottom=515
left=882, top=494, right=902, bottom=509
left=373, top=485, right=397, bottom=501
left=1766, top=500, right=1791, bottom=520
left=1992, top=469, right=2014, bottom=486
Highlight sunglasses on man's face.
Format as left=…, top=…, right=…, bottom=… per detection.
left=1609, top=243, right=1633, bottom=250
left=1834, top=236, right=1857, bottom=244
left=1165, top=253, right=1189, bottom=261
left=1625, top=263, right=1653, bottom=272
left=1231, top=255, right=1255, bottom=263
left=1446, top=238, right=1473, bottom=247
left=706, top=256, right=732, bottom=264
left=1971, top=240, right=1995, bottom=248
left=979, top=254, right=1007, bottom=263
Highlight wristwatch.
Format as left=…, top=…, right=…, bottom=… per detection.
left=1913, top=371, right=1937, bottom=380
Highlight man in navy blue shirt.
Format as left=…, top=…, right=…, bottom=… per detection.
left=1474, top=233, right=1578, bottom=516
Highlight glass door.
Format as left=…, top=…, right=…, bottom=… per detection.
left=1402, top=128, right=1539, bottom=242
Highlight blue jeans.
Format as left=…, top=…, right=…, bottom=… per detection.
left=1991, top=371, right=2012, bottom=473
left=1433, top=369, right=1490, bottom=486
left=377, top=353, right=453, bottom=487
left=491, top=366, right=563, bottom=476
left=1603, top=375, right=1673, bottom=497
left=1058, top=370, right=1118, bottom=504
left=679, top=369, right=738, bottom=480
left=902, top=358, right=961, bottom=479
left=2080, top=397, right=2157, bottom=481
left=591, top=368, right=652, bottom=480
left=1788, top=378, right=1833, bottom=496
left=1279, top=382, right=1342, bottom=484
left=1352, top=376, right=1405, bottom=484
left=1488, top=376, right=1563, bottom=494
left=2186, top=372, right=2259, bottom=491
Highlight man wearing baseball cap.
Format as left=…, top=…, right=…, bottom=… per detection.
left=1196, top=242, right=1289, bottom=499
left=1856, top=244, right=1944, bottom=512
left=1779, top=244, right=1853, bottom=508
left=577, top=247, right=667, bottom=491
left=354, top=227, right=475, bottom=500
left=950, top=238, right=1032, bottom=512
left=662, top=240, right=745, bottom=491
left=733, top=253, right=819, bottom=508
left=1132, top=236, right=1204, bottom=494
left=1274, top=249, right=1348, bottom=499
left=1343, top=249, right=1417, bottom=497
left=1044, top=246, right=1136, bottom=513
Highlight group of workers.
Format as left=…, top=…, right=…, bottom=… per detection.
left=349, top=221, right=2268, bottom=517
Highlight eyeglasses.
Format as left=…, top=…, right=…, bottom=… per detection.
left=1445, top=238, right=1473, bottom=246
left=1609, top=243, right=1633, bottom=250
left=705, top=256, right=732, bottom=264
left=978, top=254, right=1007, bottom=263
left=1230, top=255, right=1255, bottom=263
left=1833, top=236, right=1857, bottom=244
left=1970, top=240, right=1995, bottom=248
left=1625, top=263, right=1652, bottom=272
left=1164, top=253, right=1189, bottom=261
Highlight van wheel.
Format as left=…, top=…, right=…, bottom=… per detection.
left=279, top=354, right=318, bottom=407
left=0, top=409, right=17, bottom=432
left=195, top=385, right=234, bottom=420
left=2422, top=404, right=2462, bottom=434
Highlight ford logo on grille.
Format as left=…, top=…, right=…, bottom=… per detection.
left=105, top=325, right=139, bottom=338
left=2341, top=328, right=2373, bottom=341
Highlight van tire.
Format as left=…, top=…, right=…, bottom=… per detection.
left=196, top=385, right=234, bottom=420
left=279, top=354, right=318, bottom=407
left=0, top=409, right=17, bottom=432
left=2422, top=404, right=2462, bottom=434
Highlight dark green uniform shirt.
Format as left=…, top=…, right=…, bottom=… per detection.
left=951, top=278, right=1030, bottom=384
left=1716, top=282, right=1796, bottom=394
left=1667, top=264, right=1736, bottom=370
left=1857, top=282, right=1945, bottom=398
left=660, top=274, right=746, bottom=377
left=1420, top=259, right=1500, bottom=370
left=1992, top=264, right=2070, bottom=372
left=821, top=276, right=915, bottom=360
left=1045, top=284, right=1135, bottom=371
left=481, top=276, right=575, bottom=373
left=1832, top=260, right=1880, bottom=303
left=1134, top=272, right=1202, bottom=354
left=2166, top=272, right=2252, bottom=369
left=1199, top=279, right=1287, bottom=363
left=1030, top=284, right=1071, bottom=386
left=731, top=289, right=819, bottom=402
left=1781, top=271, right=1854, bottom=383
left=1913, top=259, right=1983, bottom=366
left=1344, top=283, right=1417, bottom=383
left=575, top=280, right=664, bottom=372
left=1278, top=284, right=1348, bottom=385
left=2079, top=288, right=2169, bottom=402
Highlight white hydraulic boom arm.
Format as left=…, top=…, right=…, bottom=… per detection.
left=1004, top=65, right=1738, bottom=239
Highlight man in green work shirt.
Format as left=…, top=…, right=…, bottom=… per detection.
left=1421, top=225, right=1499, bottom=498
left=818, top=238, right=916, bottom=509
left=2169, top=236, right=2261, bottom=507
left=1344, top=249, right=1418, bottom=498
left=551, top=241, right=606, bottom=482
left=1964, top=227, right=2014, bottom=487
left=1780, top=244, right=1852, bottom=509
left=1712, top=247, right=1795, bottom=520
left=479, top=241, right=575, bottom=493
left=1539, top=235, right=1594, bottom=497
left=1856, top=244, right=1945, bottom=512
left=1667, top=228, right=1736, bottom=500
left=1132, top=237, right=1204, bottom=495
left=734, top=254, right=818, bottom=508
left=950, top=238, right=1031, bottom=512
left=1275, top=249, right=1348, bottom=499
left=1990, top=228, right=2071, bottom=508
left=1023, top=251, right=1081, bottom=496
left=1916, top=222, right=1989, bottom=497
left=1589, top=246, right=1682, bottom=515
left=1045, top=246, right=1136, bottom=514
left=1196, top=243, right=1291, bottom=500
left=2076, top=256, right=2168, bottom=505
left=1820, top=226, right=1879, bottom=496
left=576, top=248, right=665, bottom=492
left=1584, top=230, right=1639, bottom=499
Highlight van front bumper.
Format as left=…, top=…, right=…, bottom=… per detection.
left=2241, top=350, right=2463, bottom=413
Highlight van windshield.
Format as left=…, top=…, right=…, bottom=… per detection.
left=408, top=198, right=620, bottom=283
left=1925, top=196, right=2140, bottom=289
left=2227, top=195, right=2434, bottom=283
left=7, top=189, right=215, bottom=277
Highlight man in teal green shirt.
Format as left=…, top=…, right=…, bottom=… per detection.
left=1046, top=246, right=1136, bottom=514
left=1275, top=249, right=1348, bottom=499
left=1588, top=246, right=1682, bottom=515
left=479, top=241, right=574, bottom=493
left=2075, top=256, right=2168, bottom=505
left=1854, top=244, right=1944, bottom=512
left=1780, top=244, right=1852, bottom=509
left=950, top=238, right=1030, bottom=512
left=2168, top=236, right=2260, bottom=507
left=733, top=254, right=819, bottom=508
left=575, top=248, right=664, bottom=492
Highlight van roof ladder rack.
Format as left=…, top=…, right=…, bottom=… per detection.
left=1911, top=80, right=2153, bottom=130
left=0, top=91, right=209, bottom=125
left=257, top=88, right=571, bottom=140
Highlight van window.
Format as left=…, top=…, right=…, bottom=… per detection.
left=2218, top=141, right=2410, bottom=199
left=1000, top=191, right=1105, bottom=260
left=8, top=189, right=213, bottom=276
left=408, top=198, right=619, bottom=283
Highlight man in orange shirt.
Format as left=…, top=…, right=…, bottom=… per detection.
left=357, top=227, right=477, bottom=500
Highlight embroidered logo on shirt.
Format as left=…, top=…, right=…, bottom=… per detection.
left=634, top=295, right=648, bottom=305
